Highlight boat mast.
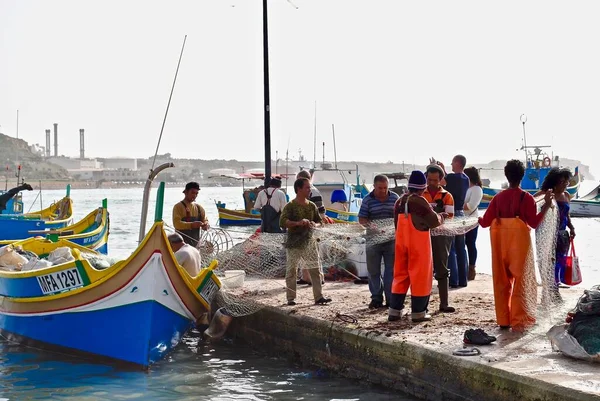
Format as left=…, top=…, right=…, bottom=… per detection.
left=520, top=114, right=528, bottom=164
left=262, top=0, right=272, bottom=186
left=332, top=123, right=338, bottom=169
left=313, top=101, right=317, bottom=169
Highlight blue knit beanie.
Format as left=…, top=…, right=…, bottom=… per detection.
left=408, top=170, right=427, bottom=190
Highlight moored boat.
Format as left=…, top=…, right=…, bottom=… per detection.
left=479, top=117, right=580, bottom=208
left=0, top=181, right=221, bottom=368
left=0, top=199, right=110, bottom=254
left=571, top=183, right=600, bottom=217
left=0, top=185, right=74, bottom=240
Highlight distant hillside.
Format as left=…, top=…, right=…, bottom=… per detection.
left=0, top=133, right=69, bottom=181
left=138, top=154, right=594, bottom=185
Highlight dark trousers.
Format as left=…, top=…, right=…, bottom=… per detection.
left=448, top=210, right=468, bottom=287
left=465, top=226, right=478, bottom=266
left=389, top=293, right=430, bottom=314
left=366, top=240, right=395, bottom=303
left=432, top=235, right=453, bottom=281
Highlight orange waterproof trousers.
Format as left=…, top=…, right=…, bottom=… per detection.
left=490, top=218, right=537, bottom=330
left=392, top=214, right=433, bottom=297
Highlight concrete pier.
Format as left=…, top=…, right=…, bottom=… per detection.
left=227, top=274, right=600, bottom=401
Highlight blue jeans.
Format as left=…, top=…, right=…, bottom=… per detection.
left=465, top=226, right=478, bottom=266
left=366, top=240, right=395, bottom=303
left=449, top=210, right=468, bottom=287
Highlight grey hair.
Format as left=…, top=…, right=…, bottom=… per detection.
left=168, top=232, right=184, bottom=244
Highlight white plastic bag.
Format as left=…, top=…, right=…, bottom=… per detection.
left=47, top=247, right=75, bottom=265
left=21, top=258, right=54, bottom=272
left=547, top=324, right=600, bottom=362
left=0, top=245, right=28, bottom=268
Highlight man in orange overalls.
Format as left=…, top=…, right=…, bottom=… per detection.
left=479, top=160, right=553, bottom=331
left=389, top=171, right=447, bottom=323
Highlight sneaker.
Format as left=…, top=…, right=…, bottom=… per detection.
left=463, top=329, right=493, bottom=345
left=287, top=300, right=296, bottom=306
left=297, top=279, right=310, bottom=285
left=473, top=328, right=496, bottom=342
left=315, top=297, right=332, bottom=305
left=368, top=300, right=384, bottom=309
left=388, top=315, right=401, bottom=322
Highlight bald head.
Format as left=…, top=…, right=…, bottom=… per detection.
left=168, top=232, right=185, bottom=252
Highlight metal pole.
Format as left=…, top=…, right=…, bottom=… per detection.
left=262, top=0, right=272, bottom=186
left=520, top=114, right=528, bottom=163
left=39, top=180, right=43, bottom=211
left=139, top=162, right=174, bottom=243
left=313, top=100, right=317, bottom=169
left=332, top=124, right=338, bottom=169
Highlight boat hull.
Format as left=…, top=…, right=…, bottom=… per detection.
left=0, top=196, right=74, bottom=241
left=570, top=200, right=600, bottom=217
left=0, top=206, right=109, bottom=254
left=325, top=208, right=359, bottom=223
left=0, top=222, right=220, bottom=368
left=217, top=207, right=261, bottom=226
left=479, top=178, right=580, bottom=209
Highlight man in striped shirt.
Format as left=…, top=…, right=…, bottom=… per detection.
left=359, top=175, right=400, bottom=309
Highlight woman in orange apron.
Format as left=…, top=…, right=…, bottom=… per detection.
left=389, top=171, right=446, bottom=323
left=479, top=160, right=553, bottom=331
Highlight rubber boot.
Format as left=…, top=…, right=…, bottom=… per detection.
left=438, top=278, right=456, bottom=313
left=468, top=265, right=476, bottom=281
left=411, top=311, right=432, bottom=322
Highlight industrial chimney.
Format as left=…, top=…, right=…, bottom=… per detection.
left=53, top=123, right=58, bottom=157
left=79, top=129, right=85, bottom=159
left=45, top=129, right=51, bottom=158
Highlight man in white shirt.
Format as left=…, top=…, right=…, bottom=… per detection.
left=168, top=233, right=201, bottom=277
left=253, top=177, right=287, bottom=233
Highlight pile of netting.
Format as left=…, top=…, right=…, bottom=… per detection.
left=547, top=286, right=600, bottom=362
left=195, top=217, right=480, bottom=317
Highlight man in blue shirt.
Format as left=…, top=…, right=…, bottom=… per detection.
left=436, top=155, right=470, bottom=287
left=359, top=175, right=400, bottom=308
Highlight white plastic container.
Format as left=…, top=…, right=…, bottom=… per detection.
left=222, top=270, right=246, bottom=288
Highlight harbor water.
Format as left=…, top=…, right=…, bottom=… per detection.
left=0, top=186, right=408, bottom=400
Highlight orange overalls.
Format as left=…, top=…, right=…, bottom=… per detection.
left=490, top=218, right=537, bottom=330
left=389, top=196, right=433, bottom=317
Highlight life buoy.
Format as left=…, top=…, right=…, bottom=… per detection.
left=543, top=157, right=552, bottom=167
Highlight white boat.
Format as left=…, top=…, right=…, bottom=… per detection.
left=571, top=183, right=600, bottom=217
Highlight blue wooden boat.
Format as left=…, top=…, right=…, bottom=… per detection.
left=0, top=199, right=110, bottom=254
left=479, top=155, right=580, bottom=209
left=0, top=182, right=221, bottom=368
left=0, top=185, right=74, bottom=240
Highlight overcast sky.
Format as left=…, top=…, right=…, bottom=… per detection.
left=1, top=1, right=598, bottom=175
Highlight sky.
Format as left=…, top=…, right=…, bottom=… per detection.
left=1, top=0, right=599, bottom=175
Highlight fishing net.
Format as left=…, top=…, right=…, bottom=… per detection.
left=192, top=217, right=479, bottom=318
left=516, top=198, right=561, bottom=330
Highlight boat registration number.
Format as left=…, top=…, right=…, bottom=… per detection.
left=199, top=277, right=219, bottom=303
left=37, top=268, right=84, bottom=295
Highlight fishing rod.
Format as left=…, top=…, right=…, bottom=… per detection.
left=150, top=35, right=187, bottom=171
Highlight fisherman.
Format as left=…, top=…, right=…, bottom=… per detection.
left=388, top=171, right=446, bottom=323
left=295, top=170, right=330, bottom=286
left=434, top=155, right=470, bottom=288
left=168, top=232, right=201, bottom=277
left=172, top=182, right=209, bottom=247
left=280, top=177, right=332, bottom=306
left=253, top=177, right=287, bottom=233
left=359, top=174, right=400, bottom=309
left=423, top=164, right=456, bottom=313
left=479, top=159, right=553, bottom=331
left=0, top=183, right=33, bottom=213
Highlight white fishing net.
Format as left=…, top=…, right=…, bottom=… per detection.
left=534, top=199, right=560, bottom=319
left=187, top=217, right=479, bottom=318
